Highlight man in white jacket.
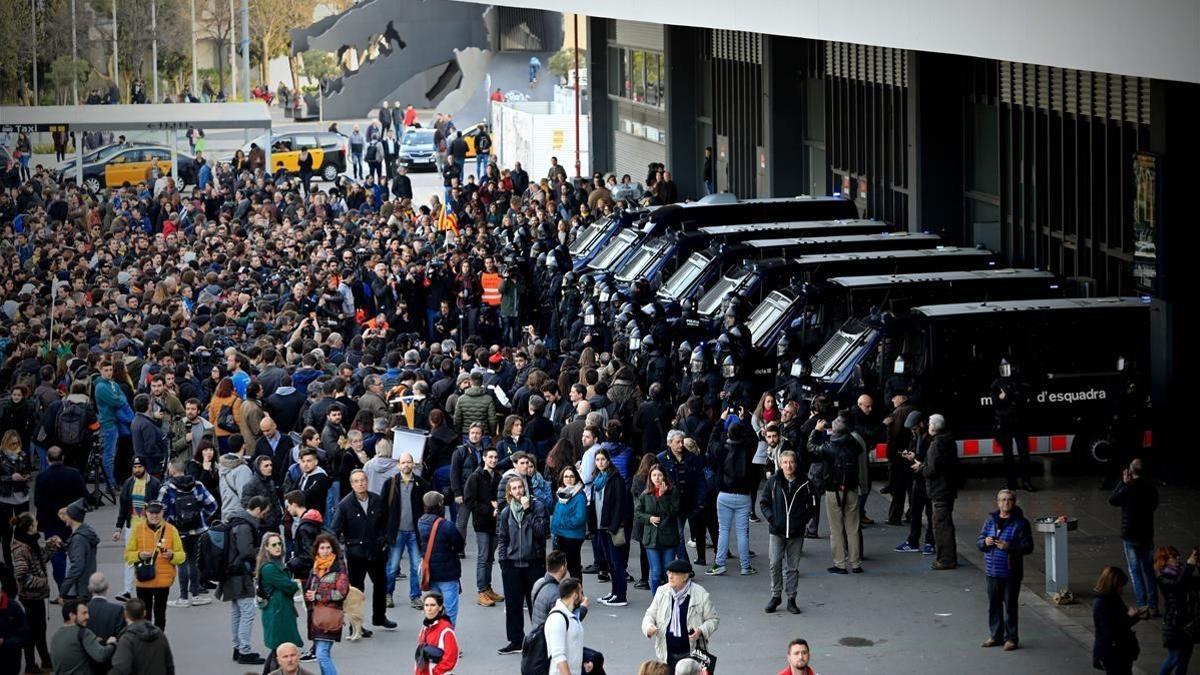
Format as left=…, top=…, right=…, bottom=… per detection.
left=641, top=559, right=720, bottom=671
left=545, top=578, right=586, bottom=675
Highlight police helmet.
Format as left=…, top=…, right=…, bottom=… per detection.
left=776, top=335, right=791, bottom=358
left=721, top=354, right=739, bottom=378
left=642, top=334, right=656, bottom=351
left=999, top=358, right=1012, bottom=378
left=690, top=344, right=708, bottom=371
left=562, top=270, right=577, bottom=285
left=678, top=341, right=693, bottom=362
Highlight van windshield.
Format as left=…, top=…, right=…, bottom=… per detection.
left=590, top=230, right=640, bottom=271
left=659, top=253, right=711, bottom=300
left=698, top=268, right=755, bottom=317
left=569, top=221, right=606, bottom=257
left=615, top=237, right=670, bottom=283
left=748, top=292, right=792, bottom=345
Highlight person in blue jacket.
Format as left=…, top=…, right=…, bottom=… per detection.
left=976, top=488, right=1034, bottom=651
left=550, top=465, right=587, bottom=580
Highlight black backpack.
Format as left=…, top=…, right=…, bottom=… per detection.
left=827, top=436, right=860, bottom=491
left=520, top=609, right=570, bottom=675
left=217, top=404, right=239, bottom=433
left=198, top=520, right=233, bottom=583
left=56, top=400, right=87, bottom=446
left=173, top=489, right=203, bottom=531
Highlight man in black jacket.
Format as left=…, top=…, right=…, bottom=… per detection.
left=381, top=454, right=429, bottom=611
left=284, top=491, right=323, bottom=581
left=391, top=165, right=413, bottom=200
left=130, top=395, right=168, bottom=477
left=463, top=447, right=503, bottom=606
left=254, top=417, right=295, bottom=490
left=912, top=414, right=959, bottom=570
left=332, top=468, right=395, bottom=630
left=264, top=375, right=305, bottom=435
left=1109, top=457, right=1159, bottom=615
left=760, top=450, right=813, bottom=614
left=808, top=417, right=862, bottom=574
left=218, top=496, right=269, bottom=665
left=243, top=455, right=282, bottom=534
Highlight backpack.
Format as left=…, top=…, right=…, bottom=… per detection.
left=56, top=400, right=87, bottom=446
left=173, top=489, right=203, bottom=531
left=217, top=404, right=239, bottom=433
left=519, top=609, right=569, bottom=675
left=197, top=520, right=233, bottom=583
left=826, top=437, right=859, bottom=491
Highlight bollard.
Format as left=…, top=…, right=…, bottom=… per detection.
left=1035, top=517, right=1078, bottom=596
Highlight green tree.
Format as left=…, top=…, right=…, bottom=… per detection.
left=548, top=47, right=585, bottom=81
left=299, top=49, right=337, bottom=90
left=47, top=56, right=90, bottom=104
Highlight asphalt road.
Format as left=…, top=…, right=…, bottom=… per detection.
left=67, top=488, right=1099, bottom=675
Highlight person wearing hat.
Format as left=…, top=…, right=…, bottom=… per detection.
left=123, top=500, right=185, bottom=630
left=59, top=498, right=100, bottom=603
left=641, top=558, right=719, bottom=671
left=114, top=455, right=163, bottom=601
left=893, top=411, right=935, bottom=555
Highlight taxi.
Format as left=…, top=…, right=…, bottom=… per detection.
left=66, top=145, right=197, bottom=192
left=241, top=131, right=348, bottom=181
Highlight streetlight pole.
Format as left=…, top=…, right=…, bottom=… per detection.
left=112, top=0, right=119, bottom=97
left=191, top=0, right=198, bottom=97
left=229, top=0, right=236, bottom=98
left=240, top=0, right=250, bottom=101
left=573, top=14, right=581, bottom=178
left=151, top=0, right=159, bottom=102
left=70, top=0, right=78, bottom=105
left=31, top=0, right=38, bottom=105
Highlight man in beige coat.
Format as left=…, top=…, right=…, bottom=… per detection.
left=641, top=559, right=719, bottom=671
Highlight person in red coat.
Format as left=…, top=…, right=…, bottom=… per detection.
left=414, top=591, right=458, bottom=675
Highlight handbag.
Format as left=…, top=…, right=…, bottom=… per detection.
left=611, top=527, right=626, bottom=548
left=134, top=526, right=166, bottom=582
left=688, top=646, right=717, bottom=674
left=420, top=518, right=442, bottom=592
left=311, top=603, right=344, bottom=633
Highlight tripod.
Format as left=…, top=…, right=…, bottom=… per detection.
left=86, top=437, right=117, bottom=507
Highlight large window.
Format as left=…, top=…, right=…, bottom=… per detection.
left=607, top=46, right=665, bottom=109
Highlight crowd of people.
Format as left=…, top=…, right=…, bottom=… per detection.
left=0, top=108, right=1194, bottom=675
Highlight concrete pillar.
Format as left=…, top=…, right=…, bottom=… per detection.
left=906, top=51, right=964, bottom=237
left=761, top=35, right=807, bottom=198
left=664, top=25, right=701, bottom=200
left=586, top=17, right=612, bottom=174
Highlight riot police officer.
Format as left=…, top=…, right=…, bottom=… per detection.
left=640, top=334, right=673, bottom=398
left=720, top=354, right=753, bottom=411
left=991, top=358, right=1035, bottom=492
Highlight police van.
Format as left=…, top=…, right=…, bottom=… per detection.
left=805, top=296, right=1151, bottom=465
left=644, top=194, right=859, bottom=232
left=569, top=209, right=648, bottom=270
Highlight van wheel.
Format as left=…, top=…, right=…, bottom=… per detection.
left=1087, top=437, right=1115, bottom=466
left=322, top=164, right=338, bottom=181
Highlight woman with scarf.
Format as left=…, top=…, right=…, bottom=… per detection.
left=10, top=512, right=61, bottom=673
left=550, top=465, right=587, bottom=580
left=414, top=591, right=459, bottom=675
left=750, top=391, right=782, bottom=522
left=593, top=447, right=633, bottom=608
left=0, top=430, right=33, bottom=565
left=641, top=558, right=719, bottom=672
left=1155, top=546, right=1198, bottom=675
left=305, top=533, right=350, bottom=675
left=636, top=465, right=682, bottom=595
left=495, top=474, right=548, bottom=655
left=257, top=531, right=303, bottom=674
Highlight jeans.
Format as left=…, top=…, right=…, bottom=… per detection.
left=32, top=442, right=47, bottom=470
left=100, top=425, right=119, bottom=487
left=594, top=533, right=628, bottom=600
left=387, top=532, right=421, bottom=599
left=231, top=596, right=256, bottom=654
left=1160, top=642, right=1194, bottom=675
left=433, top=466, right=456, bottom=522
left=1123, top=541, right=1158, bottom=610
left=325, top=482, right=341, bottom=522
left=475, top=531, right=497, bottom=592
left=351, top=151, right=363, bottom=179
left=645, top=547, right=675, bottom=595
left=315, top=638, right=337, bottom=675
left=177, top=533, right=203, bottom=599
left=44, top=530, right=66, bottom=590
left=986, top=575, right=1020, bottom=644
left=768, top=534, right=804, bottom=598
left=475, top=153, right=489, bottom=178
left=431, top=579, right=460, bottom=626
left=705, top=180, right=714, bottom=195
left=715, top=492, right=751, bottom=570
left=500, top=315, right=519, bottom=347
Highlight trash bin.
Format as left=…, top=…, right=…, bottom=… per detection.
left=1035, top=517, right=1078, bottom=596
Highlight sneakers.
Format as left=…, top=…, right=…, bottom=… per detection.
left=786, top=598, right=802, bottom=614
left=190, top=595, right=211, bottom=606
left=827, top=566, right=848, bottom=575
left=633, top=580, right=650, bottom=590
left=236, top=652, right=266, bottom=665
left=749, top=514, right=762, bottom=524
left=765, top=596, right=781, bottom=613
left=686, top=540, right=697, bottom=549
left=740, top=566, right=758, bottom=576
left=582, top=564, right=601, bottom=574
left=597, top=572, right=611, bottom=583
left=705, top=565, right=727, bottom=576
left=167, top=598, right=191, bottom=608
left=1002, top=641, right=1018, bottom=651
left=477, top=591, right=496, bottom=607
left=921, top=544, right=935, bottom=555
left=599, top=594, right=615, bottom=604
left=497, top=643, right=522, bottom=655
left=115, top=593, right=131, bottom=602
left=410, top=597, right=423, bottom=609
left=299, top=650, right=317, bottom=662
left=894, top=542, right=919, bottom=553
left=598, top=596, right=628, bottom=607
left=981, top=638, right=1000, bottom=648
left=852, top=567, right=864, bottom=574
left=386, top=596, right=394, bottom=608
left=485, top=587, right=505, bottom=603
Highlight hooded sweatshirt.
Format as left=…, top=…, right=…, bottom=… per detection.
left=110, top=619, right=175, bottom=675
left=242, top=455, right=283, bottom=531
left=363, top=455, right=399, bottom=495
left=217, top=453, right=253, bottom=522
left=287, top=509, right=325, bottom=579
left=62, top=522, right=100, bottom=598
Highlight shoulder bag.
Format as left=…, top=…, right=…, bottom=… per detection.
left=134, top=526, right=166, bottom=582
left=420, top=518, right=442, bottom=591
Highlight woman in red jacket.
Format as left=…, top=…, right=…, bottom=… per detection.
left=415, top=591, right=459, bottom=675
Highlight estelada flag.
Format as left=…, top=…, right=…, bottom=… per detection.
left=437, top=206, right=459, bottom=235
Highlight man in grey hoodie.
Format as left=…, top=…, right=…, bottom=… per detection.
left=59, top=498, right=100, bottom=601
left=218, top=437, right=254, bottom=522
left=363, top=439, right=399, bottom=495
